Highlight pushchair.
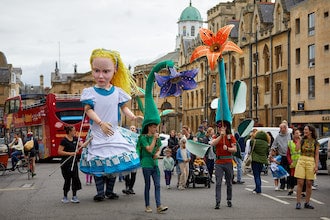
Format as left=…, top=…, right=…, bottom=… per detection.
left=186, top=160, right=211, bottom=188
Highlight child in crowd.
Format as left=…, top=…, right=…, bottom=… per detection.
left=193, top=156, right=208, bottom=174
left=269, top=148, right=289, bottom=190
left=163, top=149, right=175, bottom=189
left=176, top=137, right=191, bottom=190
left=86, top=174, right=93, bottom=185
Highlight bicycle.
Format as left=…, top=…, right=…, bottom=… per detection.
left=0, top=153, right=30, bottom=176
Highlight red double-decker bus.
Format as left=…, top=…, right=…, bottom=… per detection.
left=4, top=93, right=90, bottom=160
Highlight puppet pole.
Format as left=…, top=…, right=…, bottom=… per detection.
left=71, top=110, right=86, bottom=171
left=48, top=144, right=86, bottom=177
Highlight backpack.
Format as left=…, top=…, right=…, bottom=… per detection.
left=24, top=139, right=34, bottom=151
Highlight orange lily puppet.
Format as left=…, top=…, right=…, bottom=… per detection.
left=190, top=24, right=244, bottom=127
left=190, top=24, right=242, bottom=71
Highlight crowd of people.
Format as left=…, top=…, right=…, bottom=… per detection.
left=5, top=48, right=321, bottom=213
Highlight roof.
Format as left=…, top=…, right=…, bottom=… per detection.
left=281, top=0, right=306, bottom=13
left=0, top=51, right=8, bottom=67
left=258, top=3, right=275, bottom=24
left=149, top=51, right=179, bottom=65
left=0, top=68, right=10, bottom=83
left=179, top=2, right=202, bottom=22
left=227, top=20, right=239, bottom=38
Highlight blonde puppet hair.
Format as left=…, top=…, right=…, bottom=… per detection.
left=90, top=48, right=137, bottom=95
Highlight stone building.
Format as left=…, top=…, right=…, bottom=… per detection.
left=290, top=0, right=330, bottom=136
left=0, top=51, right=22, bottom=136
left=49, top=63, right=94, bottom=94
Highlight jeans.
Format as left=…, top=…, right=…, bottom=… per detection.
left=215, top=163, right=233, bottom=203
left=233, top=156, right=243, bottom=182
left=252, top=161, right=264, bottom=193
left=11, top=150, right=22, bottom=167
left=164, top=170, right=172, bottom=186
left=142, top=167, right=161, bottom=207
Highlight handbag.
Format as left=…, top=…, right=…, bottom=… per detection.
left=243, top=139, right=256, bottom=167
left=24, top=139, right=34, bottom=151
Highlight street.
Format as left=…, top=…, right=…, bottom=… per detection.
left=0, top=159, right=329, bottom=220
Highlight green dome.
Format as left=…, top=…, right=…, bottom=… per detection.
left=179, top=3, right=202, bottom=22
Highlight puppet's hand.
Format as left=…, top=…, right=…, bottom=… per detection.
left=100, top=122, right=114, bottom=136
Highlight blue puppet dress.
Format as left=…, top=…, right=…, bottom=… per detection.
left=270, top=155, right=289, bottom=179
left=79, top=86, right=140, bottom=177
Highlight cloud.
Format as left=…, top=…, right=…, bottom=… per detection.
left=1, top=0, right=224, bottom=87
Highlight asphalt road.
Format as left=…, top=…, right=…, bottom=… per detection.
left=0, top=159, right=329, bottom=220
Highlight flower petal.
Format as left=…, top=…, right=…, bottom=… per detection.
left=221, top=41, right=243, bottom=54
left=155, top=73, right=171, bottom=87
left=206, top=51, right=222, bottom=70
left=180, top=68, right=199, bottom=78
left=199, top=28, right=216, bottom=46
left=215, top=24, right=234, bottom=45
left=168, top=67, right=181, bottom=78
left=160, top=81, right=182, bottom=98
left=179, top=77, right=197, bottom=90
left=190, top=46, right=209, bottom=63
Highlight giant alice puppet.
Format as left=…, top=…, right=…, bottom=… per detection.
left=79, top=49, right=142, bottom=201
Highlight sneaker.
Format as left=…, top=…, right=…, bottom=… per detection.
left=127, top=189, right=135, bottom=194
left=311, top=185, right=317, bottom=190
left=296, top=202, right=301, bottom=209
left=237, top=181, right=245, bottom=184
left=304, top=203, right=314, bottom=209
left=105, top=192, right=119, bottom=199
left=227, top=200, right=232, bottom=207
left=288, top=190, right=293, bottom=196
left=93, top=195, right=105, bottom=201
left=178, top=186, right=185, bottom=190
left=61, top=197, right=69, bottom=204
left=145, top=206, right=152, bottom=213
left=232, top=180, right=237, bottom=184
left=214, top=202, right=220, bottom=209
left=32, top=173, right=36, bottom=177
left=157, top=205, right=168, bottom=213
left=275, top=186, right=279, bottom=191
left=122, top=189, right=129, bottom=195
left=166, top=185, right=170, bottom=189
left=71, top=196, right=80, bottom=203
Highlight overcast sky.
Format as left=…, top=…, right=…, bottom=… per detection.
left=1, top=0, right=226, bottom=87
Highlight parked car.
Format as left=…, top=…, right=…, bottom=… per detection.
left=159, top=133, right=170, bottom=156
left=318, top=137, right=329, bottom=172
left=0, top=138, right=8, bottom=154
left=253, top=127, right=292, bottom=139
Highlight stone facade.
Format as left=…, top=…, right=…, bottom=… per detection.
left=290, top=0, right=330, bottom=136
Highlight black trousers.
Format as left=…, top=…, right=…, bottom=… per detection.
left=279, top=156, right=290, bottom=189
left=61, top=162, right=82, bottom=193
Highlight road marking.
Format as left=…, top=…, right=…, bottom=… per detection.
left=0, top=183, right=35, bottom=191
left=245, top=188, right=290, bottom=204
left=276, top=193, right=325, bottom=205
left=0, top=187, right=35, bottom=191
left=320, top=217, right=330, bottom=220
left=246, top=174, right=269, bottom=183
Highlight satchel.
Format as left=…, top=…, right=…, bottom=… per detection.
left=24, top=139, right=34, bottom=151
left=243, top=139, right=256, bottom=167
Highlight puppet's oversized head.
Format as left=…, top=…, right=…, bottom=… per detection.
left=90, top=48, right=136, bottom=95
